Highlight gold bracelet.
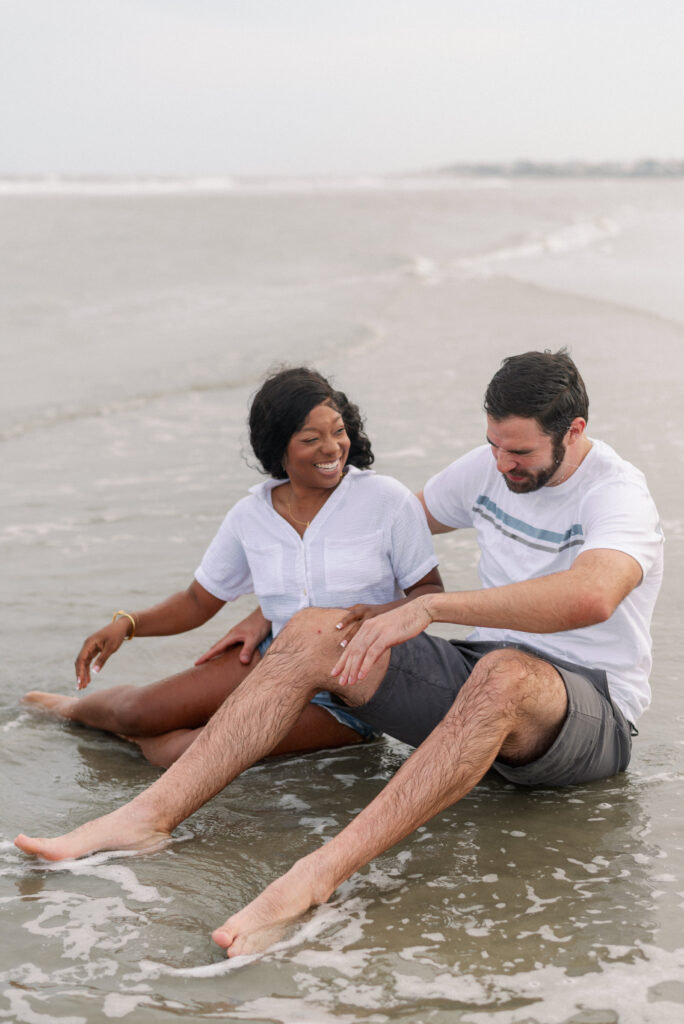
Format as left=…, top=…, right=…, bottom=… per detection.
left=112, top=610, right=137, bottom=640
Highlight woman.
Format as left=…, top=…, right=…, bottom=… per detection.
left=25, top=368, right=442, bottom=766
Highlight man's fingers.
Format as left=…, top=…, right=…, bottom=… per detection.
left=347, top=639, right=384, bottom=684
left=331, top=640, right=359, bottom=682
left=331, top=622, right=385, bottom=685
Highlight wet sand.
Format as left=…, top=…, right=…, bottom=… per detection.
left=1, top=176, right=683, bottom=1023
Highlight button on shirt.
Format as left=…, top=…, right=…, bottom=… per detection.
left=195, top=467, right=438, bottom=637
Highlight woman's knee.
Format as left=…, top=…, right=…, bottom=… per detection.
left=112, top=685, right=158, bottom=736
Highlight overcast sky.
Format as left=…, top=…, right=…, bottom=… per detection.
left=1, top=0, right=682, bottom=177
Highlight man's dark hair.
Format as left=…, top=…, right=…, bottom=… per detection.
left=484, top=349, right=589, bottom=442
left=249, top=366, right=374, bottom=479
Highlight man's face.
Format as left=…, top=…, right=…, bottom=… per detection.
left=486, top=415, right=566, bottom=493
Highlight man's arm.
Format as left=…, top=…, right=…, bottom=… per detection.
left=331, top=548, right=643, bottom=684
left=416, top=491, right=455, bottom=535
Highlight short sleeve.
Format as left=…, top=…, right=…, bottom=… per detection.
left=580, top=478, right=664, bottom=578
left=195, top=509, right=254, bottom=601
left=388, top=491, right=439, bottom=589
left=423, top=447, right=488, bottom=529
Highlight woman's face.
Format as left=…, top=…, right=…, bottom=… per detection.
left=282, top=401, right=350, bottom=490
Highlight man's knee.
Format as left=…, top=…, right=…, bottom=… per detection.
left=273, top=607, right=345, bottom=651
left=473, top=647, right=535, bottom=682
left=265, top=608, right=345, bottom=688
left=460, top=648, right=565, bottom=715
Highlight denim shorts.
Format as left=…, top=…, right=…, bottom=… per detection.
left=258, top=634, right=377, bottom=741
left=328, top=634, right=633, bottom=787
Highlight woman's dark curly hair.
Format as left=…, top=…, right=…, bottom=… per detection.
left=249, top=367, right=374, bottom=479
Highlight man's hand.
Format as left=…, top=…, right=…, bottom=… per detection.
left=334, top=602, right=395, bottom=638
left=334, top=568, right=444, bottom=645
left=331, top=597, right=434, bottom=686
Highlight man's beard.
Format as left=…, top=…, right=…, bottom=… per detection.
left=503, top=438, right=566, bottom=493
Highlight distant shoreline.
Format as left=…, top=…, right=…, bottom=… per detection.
left=1, top=160, right=683, bottom=196
left=437, top=159, right=684, bottom=178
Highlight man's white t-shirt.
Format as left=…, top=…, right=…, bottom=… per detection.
left=196, top=466, right=438, bottom=639
left=423, top=440, right=664, bottom=724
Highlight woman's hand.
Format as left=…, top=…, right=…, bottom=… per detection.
left=75, top=618, right=132, bottom=690
left=195, top=606, right=272, bottom=666
left=334, top=603, right=394, bottom=644
left=74, top=581, right=226, bottom=689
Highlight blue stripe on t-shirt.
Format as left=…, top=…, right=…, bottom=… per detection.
left=473, top=494, right=584, bottom=548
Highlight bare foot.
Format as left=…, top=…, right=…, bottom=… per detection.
left=14, top=804, right=170, bottom=862
left=212, top=857, right=333, bottom=957
left=23, top=691, right=78, bottom=720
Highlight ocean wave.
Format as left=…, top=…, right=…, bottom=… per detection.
left=0, top=373, right=255, bottom=443
left=123, top=942, right=684, bottom=1023
left=454, top=214, right=626, bottom=278
left=0, top=174, right=510, bottom=198
left=0, top=176, right=241, bottom=197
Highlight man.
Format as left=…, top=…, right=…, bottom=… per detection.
left=15, top=350, right=663, bottom=958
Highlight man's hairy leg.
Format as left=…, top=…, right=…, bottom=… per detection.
left=15, top=608, right=385, bottom=861
left=213, top=648, right=568, bottom=956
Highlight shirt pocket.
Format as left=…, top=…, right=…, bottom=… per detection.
left=244, top=543, right=285, bottom=597
left=323, top=531, right=387, bottom=593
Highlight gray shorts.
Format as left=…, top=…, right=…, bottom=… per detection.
left=327, top=634, right=633, bottom=788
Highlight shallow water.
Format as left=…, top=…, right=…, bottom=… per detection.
left=1, top=177, right=683, bottom=1022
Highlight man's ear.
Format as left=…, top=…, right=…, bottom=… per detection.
left=566, top=417, right=587, bottom=444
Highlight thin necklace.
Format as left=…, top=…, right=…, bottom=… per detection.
left=552, top=464, right=575, bottom=486
left=286, top=500, right=315, bottom=529
left=551, top=440, right=592, bottom=486
left=284, top=484, right=340, bottom=530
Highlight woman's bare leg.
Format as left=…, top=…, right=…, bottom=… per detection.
left=15, top=608, right=385, bottom=861
left=23, top=647, right=261, bottom=737
left=133, top=706, right=363, bottom=768
left=24, top=647, right=364, bottom=766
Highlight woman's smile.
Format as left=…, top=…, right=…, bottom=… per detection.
left=315, top=459, right=342, bottom=475
left=283, top=402, right=350, bottom=492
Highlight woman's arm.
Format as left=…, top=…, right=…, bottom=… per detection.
left=75, top=580, right=225, bottom=689
left=333, top=567, right=444, bottom=636
left=195, top=606, right=272, bottom=666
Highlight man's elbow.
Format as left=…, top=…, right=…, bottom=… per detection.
left=574, top=590, right=620, bottom=627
